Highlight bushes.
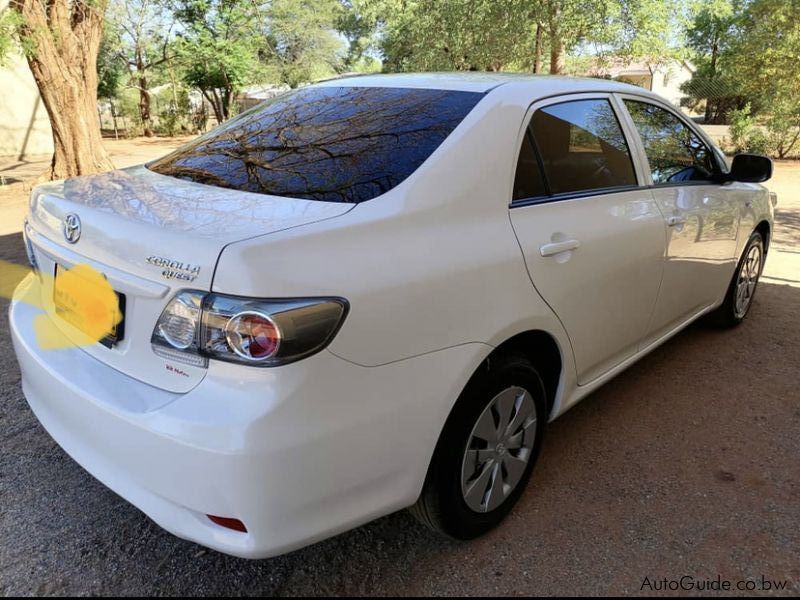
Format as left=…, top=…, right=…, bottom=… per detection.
left=727, top=102, right=800, bottom=158
left=765, top=101, right=800, bottom=159
left=728, top=104, right=769, bottom=154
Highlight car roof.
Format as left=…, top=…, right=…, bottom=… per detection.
left=312, top=71, right=654, bottom=97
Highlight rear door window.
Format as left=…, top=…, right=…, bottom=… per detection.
left=624, top=100, right=717, bottom=184
left=148, top=86, right=484, bottom=203
left=530, top=99, right=637, bottom=195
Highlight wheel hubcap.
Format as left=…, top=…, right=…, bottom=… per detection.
left=461, top=386, right=537, bottom=513
left=734, top=243, right=762, bottom=318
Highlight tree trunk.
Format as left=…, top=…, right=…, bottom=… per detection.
left=533, top=24, right=543, bottom=74
left=548, top=7, right=564, bottom=74
left=167, top=59, right=180, bottom=112
left=11, top=0, right=113, bottom=180
left=549, top=37, right=564, bottom=74
left=136, top=47, right=153, bottom=137
left=139, top=75, right=153, bottom=137
left=201, top=89, right=225, bottom=125
left=110, top=100, right=119, bottom=140
left=704, top=38, right=719, bottom=123
left=222, top=88, right=233, bottom=120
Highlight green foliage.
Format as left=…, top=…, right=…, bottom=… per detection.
left=177, top=30, right=257, bottom=92
left=153, top=85, right=193, bottom=135
left=355, top=0, right=690, bottom=74
left=337, top=0, right=378, bottom=70
left=725, top=0, right=800, bottom=100
left=97, top=33, right=126, bottom=99
left=728, top=104, right=753, bottom=152
left=743, top=128, right=770, bottom=156
left=172, top=0, right=343, bottom=120
left=172, top=0, right=269, bottom=120
left=684, top=0, right=800, bottom=138
left=765, top=100, right=800, bottom=158
left=268, top=0, right=344, bottom=87
left=155, top=107, right=182, bottom=136
left=0, top=9, right=22, bottom=66
left=116, top=87, right=145, bottom=133
left=681, top=0, right=739, bottom=121
left=358, top=0, right=542, bottom=72
left=728, top=104, right=770, bottom=155
left=616, top=0, right=692, bottom=64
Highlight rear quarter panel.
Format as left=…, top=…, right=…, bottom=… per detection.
left=212, top=86, right=572, bottom=373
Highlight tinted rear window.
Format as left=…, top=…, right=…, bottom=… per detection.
left=512, top=131, right=547, bottom=200
left=147, top=86, right=484, bottom=203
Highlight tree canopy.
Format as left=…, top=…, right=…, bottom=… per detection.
left=681, top=0, right=800, bottom=155
left=4, top=0, right=800, bottom=179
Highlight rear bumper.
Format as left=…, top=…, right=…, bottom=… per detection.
left=10, top=283, right=486, bottom=558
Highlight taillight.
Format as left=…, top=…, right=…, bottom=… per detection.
left=225, top=311, right=281, bottom=361
left=155, top=292, right=201, bottom=350
left=151, top=291, right=348, bottom=367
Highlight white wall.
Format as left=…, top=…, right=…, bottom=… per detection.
left=650, top=62, right=694, bottom=108
left=0, top=1, right=54, bottom=158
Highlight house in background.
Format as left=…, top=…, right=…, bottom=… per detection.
left=0, top=2, right=53, bottom=159
left=582, top=57, right=696, bottom=110
left=238, top=84, right=292, bottom=111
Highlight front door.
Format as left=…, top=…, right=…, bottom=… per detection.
left=509, top=95, right=665, bottom=385
left=619, top=98, right=740, bottom=346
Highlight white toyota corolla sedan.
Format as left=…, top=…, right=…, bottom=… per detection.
left=10, top=73, right=774, bottom=558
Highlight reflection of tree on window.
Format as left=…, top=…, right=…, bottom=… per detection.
left=531, top=99, right=637, bottom=195
left=624, top=101, right=715, bottom=185
left=148, top=87, right=484, bottom=203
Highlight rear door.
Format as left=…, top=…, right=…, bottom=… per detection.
left=509, top=94, right=666, bottom=385
left=617, top=96, right=740, bottom=346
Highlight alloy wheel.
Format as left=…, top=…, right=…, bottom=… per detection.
left=734, top=243, right=762, bottom=318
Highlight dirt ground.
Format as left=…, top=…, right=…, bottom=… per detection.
left=0, top=137, right=191, bottom=235
left=0, top=140, right=798, bottom=595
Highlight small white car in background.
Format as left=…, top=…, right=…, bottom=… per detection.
left=10, top=73, right=773, bottom=558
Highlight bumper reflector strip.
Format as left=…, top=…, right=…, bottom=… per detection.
left=207, top=515, right=248, bottom=533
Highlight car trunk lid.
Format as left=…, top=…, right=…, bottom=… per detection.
left=25, top=166, right=354, bottom=394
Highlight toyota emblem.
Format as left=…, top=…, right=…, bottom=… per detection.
left=63, top=213, right=81, bottom=244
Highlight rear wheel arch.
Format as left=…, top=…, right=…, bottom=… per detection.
left=486, top=330, right=562, bottom=419
left=411, top=347, right=551, bottom=536
left=418, top=329, right=563, bottom=499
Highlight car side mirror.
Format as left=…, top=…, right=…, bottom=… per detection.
left=728, top=154, right=773, bottom=183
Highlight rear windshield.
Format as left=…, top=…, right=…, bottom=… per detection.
left=147, top=86, right=484, bottom=203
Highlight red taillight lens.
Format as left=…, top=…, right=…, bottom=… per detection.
left=224, top=311, right=281, bottom=361
left=152, top=293, right=347, bottom=367
left=207, top=515, right=248, bottom=533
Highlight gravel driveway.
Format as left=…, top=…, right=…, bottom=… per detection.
left=1, top=165, right=798, bottom=595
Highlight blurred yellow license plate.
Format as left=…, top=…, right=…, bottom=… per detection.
left=53, top=264, right=125, bottom=346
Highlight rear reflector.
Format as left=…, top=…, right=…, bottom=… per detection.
left=207, top=515, right=248, bottom=533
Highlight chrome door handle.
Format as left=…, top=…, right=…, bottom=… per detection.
left=539, top=239, right=581, bottom=257
left=667, top=215, right=687, bottom=227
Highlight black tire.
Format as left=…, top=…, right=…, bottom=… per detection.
left=409, top=353, right=547, bottom=539
left=707, top=231, right=765, bottom=328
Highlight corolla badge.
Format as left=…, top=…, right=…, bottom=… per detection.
left=146, top=255, right=201, bottom=282
left=63, top=213, right=81, bottom=244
